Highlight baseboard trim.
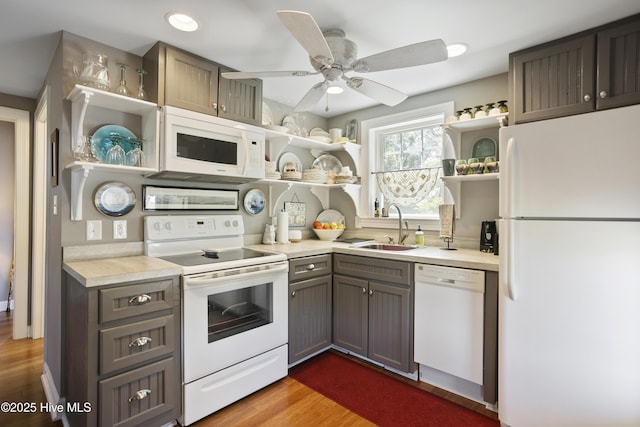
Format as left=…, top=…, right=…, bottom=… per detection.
left=41, top=363, right=66, bottom=424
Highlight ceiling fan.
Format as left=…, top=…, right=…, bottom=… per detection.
left=221, top=10, right=449, bottom=112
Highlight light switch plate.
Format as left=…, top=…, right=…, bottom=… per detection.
left=113, top=220, right=127, bottom=239
left=87, top=220, right=102, bottom=240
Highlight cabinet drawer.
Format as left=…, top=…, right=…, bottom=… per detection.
left=99, top=278, right=177, bottom=323
left=99, top=357, right=176, bottom=427
left=333, top=254, right=412, bottom=286
left=289, top=254, right=332, bottom=282
left=100, top=315, right=175, bottom=375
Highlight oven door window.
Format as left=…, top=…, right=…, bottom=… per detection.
left=207, top=282, right=273, bottom=343
left=176, top=132, right=237, bottom=165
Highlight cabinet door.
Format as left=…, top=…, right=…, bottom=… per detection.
left=218, top=67, right=263, bottom=126
left=596, top=18, right=640, bottom=110
left=289, top=275, right=332, bottom=363
left=332, top=274, right=368, bottom=356
left=165, top=47, right=219, bottom=115
left=368, top=281, right=412, bottom=372
left=510, top=34, right=595, bottom=123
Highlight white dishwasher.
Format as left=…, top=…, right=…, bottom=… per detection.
left=414, top=264, right=485, bottom=384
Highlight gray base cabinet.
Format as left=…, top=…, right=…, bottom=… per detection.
left=288, top=255, right=332, bottom=363
left=510, top=13, right=640, bottom=123
left=143, top=42, right=262, bottom=126
left=333, top=254, right=414, bottom=373
left=63, top=273, right=181, bottom=427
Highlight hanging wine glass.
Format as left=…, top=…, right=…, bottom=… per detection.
left=125, top=138, right=145, bottom=167
left=114, top=63, right=131, bottom=97
left=136, top=68, right=147, bottom=100
left=105, top=133, right=125, bottom=165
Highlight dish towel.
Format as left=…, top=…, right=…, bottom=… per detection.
left=439, top=204, right=455, bottom=239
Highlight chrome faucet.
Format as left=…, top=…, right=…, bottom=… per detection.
left=388, top=203, right=409, bottom=245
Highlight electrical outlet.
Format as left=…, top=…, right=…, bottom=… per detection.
left=113, top=220, right=127, bottom=239
left=86, top=220, right=102, bottom=240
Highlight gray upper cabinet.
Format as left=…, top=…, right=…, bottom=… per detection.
left=218, top=66, right=263, bottom=125
left=510, top=14, right=640, bottom=123
left=510, top=35, right=595, bottom=123
left=596, top=19, right=640, bottom=110
left=165, top=47, right=219, bottom=115
left=143, top=43, right=262, bottom=125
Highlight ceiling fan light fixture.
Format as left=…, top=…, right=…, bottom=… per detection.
left=446, top=43, right=468, bottom=58
left=165, top=12, right=199, bottom=32
left=327, top=85, right=344, bottom=94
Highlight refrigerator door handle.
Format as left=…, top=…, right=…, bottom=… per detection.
left=500, top=137, right=516, bottom=218
left=500, top=220, right=517, bottom=301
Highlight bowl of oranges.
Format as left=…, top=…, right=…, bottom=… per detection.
left=312, top=220, right=345, bottom=241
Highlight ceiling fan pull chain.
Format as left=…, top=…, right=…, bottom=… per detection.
left=325, top=93, right=330, bottom=112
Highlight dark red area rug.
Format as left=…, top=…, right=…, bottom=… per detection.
left=289, top=351, right=499, bottom=427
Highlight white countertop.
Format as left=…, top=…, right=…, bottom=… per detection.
left=63, top=255, right=183, bottom=288
left=248, top=239, right=499, bottom=272
left=63, top=239, right=498, bottom=287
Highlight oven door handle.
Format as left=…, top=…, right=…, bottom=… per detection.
left=183, top=262, right=288, bottom=287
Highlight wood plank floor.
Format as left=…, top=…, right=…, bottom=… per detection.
left=0, top=311, right=498, bottom=426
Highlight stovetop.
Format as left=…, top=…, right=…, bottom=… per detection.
left=144, top=215, right=287, bottom=275
left=159, top=248, right=275, bottom=267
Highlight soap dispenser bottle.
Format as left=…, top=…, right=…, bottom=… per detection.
left=415, top=225, right=424, bottom=247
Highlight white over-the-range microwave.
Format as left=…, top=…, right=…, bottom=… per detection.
left=148, top=106, right=265, bottom=183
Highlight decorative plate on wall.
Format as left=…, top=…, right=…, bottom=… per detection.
left=243, top=188, right=265, bottom=215
left=94, top=181, right=136, bottom=216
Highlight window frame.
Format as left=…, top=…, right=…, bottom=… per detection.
left=357, top=102, right=454, bottom=230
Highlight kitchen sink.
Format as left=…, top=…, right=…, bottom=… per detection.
left=355, top=244, right=418, bottom=251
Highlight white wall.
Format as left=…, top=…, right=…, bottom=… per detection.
left=0, top=120, right=15, bottom=310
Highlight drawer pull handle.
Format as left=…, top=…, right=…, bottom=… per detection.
left=128, top=389, right=151, bottom=403
left=128, top=294, right=152, bottom=305
left=583, top=94, right=592, bottom=102
left=599, top=90, right=608, bottom=99
left=305, top=263, right=316, bottom=270
left=291, top=291, right=296, bottom=298
left=128, top=337, right=152, bottom=348
left=362, top=287, right=367, bottom=294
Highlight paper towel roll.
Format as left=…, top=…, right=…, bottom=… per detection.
left=276, top=211, right=289, bottom=243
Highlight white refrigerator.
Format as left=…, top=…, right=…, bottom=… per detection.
left=498, top=104, right=640, bottom=427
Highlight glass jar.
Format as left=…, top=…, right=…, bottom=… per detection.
left=460, top=108, right=473, bottom=121
left=473, top=105, right=487, bottom=118
left=455, top=159, right=468, bottom=175
left=485, top=103, right=495, bottom=115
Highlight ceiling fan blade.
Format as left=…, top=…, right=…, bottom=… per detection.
left=277, top=10, right=334, bottom=66
left=345, top=77, right=407, bottom=106
left=294, top=81, right=329, bottom=112
left=221, top=70, right=316, bottom=79
left=351, top=39, right=448, bottom=72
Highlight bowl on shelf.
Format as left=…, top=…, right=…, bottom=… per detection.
left=312, top=228, right=344, bottom=241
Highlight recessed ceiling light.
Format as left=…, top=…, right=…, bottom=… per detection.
left=447, top=43, right=468, bottom=58
left=327, top=85, right=344, bottom=94
left=165, top=12, right=199, bottom=32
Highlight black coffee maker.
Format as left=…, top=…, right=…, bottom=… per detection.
left=480, top=221, right=497, bottom=253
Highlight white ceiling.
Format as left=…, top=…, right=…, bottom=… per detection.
left=2, top=0, right=639, bottom=117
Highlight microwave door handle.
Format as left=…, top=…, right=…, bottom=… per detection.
left=240, top=131, right=248, bottom=174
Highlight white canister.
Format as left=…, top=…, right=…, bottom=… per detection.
left=276, top=210, right=289, bottom=243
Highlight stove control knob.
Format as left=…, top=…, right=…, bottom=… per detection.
left=233, top=220, right=239, bottom=227
left=164, top=222, right=172, bottom=230
left=154, top=222, right=162, bottom=231
left=225, top=220, right=231, bottom=227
